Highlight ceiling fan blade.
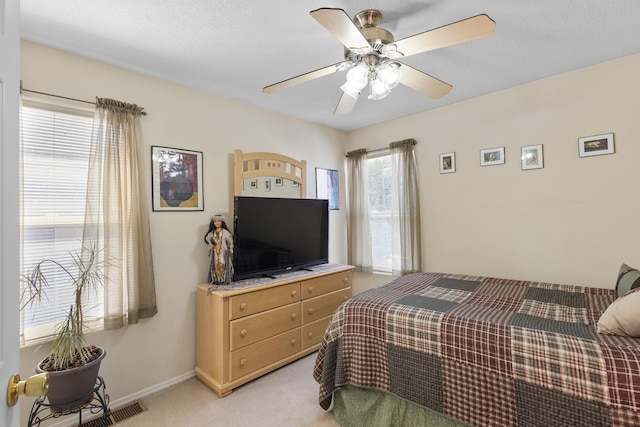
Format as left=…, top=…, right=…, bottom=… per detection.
left=310, top=8, right=370, bottom=52
left=399, top=63, right=452, bottom=99
left=334, top=92, right=359, bottom=115
left=263, top=61, right=348, bottom=94
left=393, top=14, right=495, bottom=57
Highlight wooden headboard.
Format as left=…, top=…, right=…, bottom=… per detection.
left=234, top=150, right=306, bottom=198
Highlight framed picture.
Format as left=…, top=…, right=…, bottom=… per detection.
left=316, top=168, right=339, bottom=210
left=249, top=179, right=258, bottom=190
left=439, top=152, right=456, bottom=174
left=264, top=178, right=271, bottom=192
left=480, top=147, right=505, bottom=166
left=578, top=133, right=614, bottom=157
left=274, top=177, right=284, bottom=187
left=521, top=144, right=544, bottom=170
left=151, top=146, right=203, bottom=211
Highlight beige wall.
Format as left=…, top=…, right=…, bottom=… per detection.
left=347, top=53, right=640, bottom=288
left=19, top=40, right=348, bottom=424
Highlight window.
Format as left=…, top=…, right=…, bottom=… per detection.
left=367, top=153, right=394, bottom=272
left=19, top=101, right=102, bottom=345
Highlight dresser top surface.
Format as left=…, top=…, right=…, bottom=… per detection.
left=197, top=263, right=354, bottom=296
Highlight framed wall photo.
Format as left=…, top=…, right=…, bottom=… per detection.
left=439, top=152, right=456, bottom=174
left=316, top=168, right=339, bottom=210
left=521, top=144, right=544, bottom=170
left=151, top=146, right=203, bottom=211
left=578, top=133, right=614, bottom=157
left=480, top=147, right=505, bottom=166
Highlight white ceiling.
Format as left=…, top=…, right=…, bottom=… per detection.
left=20, top=0, right=640, bottom=131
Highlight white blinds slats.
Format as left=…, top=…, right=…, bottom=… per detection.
left=20, top=103, right=103, bottom=345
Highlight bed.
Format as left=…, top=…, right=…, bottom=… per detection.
left=313, top=270, right=640, bottom=426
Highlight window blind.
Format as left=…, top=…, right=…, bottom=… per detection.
left=20, top=101, right=103, bottom=345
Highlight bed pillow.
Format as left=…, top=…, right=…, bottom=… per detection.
left=597, top=287, right=640, bottom=337
left=615, top=263, right=640, bottom=298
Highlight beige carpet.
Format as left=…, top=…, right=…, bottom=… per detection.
left=114, top=353, right=339, bottom=427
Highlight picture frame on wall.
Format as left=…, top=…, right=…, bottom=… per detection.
left=151, top=146, right=203, bottom=211
left=316, top=168, right=339, bottom=210
left=480, top=147, right=505, bottom=166
left=521, top=144, right=544, bottom=170
left=249, top=179, right=258, bottom=190
left=264, top=178, right=271, bottom=192
left=439, top=152, right=456, bottom=174
left=578, top=133, right=614, bottom=157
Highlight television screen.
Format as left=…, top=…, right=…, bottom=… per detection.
left=233, top=196, right=329, bottom=280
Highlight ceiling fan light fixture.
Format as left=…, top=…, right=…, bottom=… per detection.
left=378, top=62, right=401, bottom=90
left=340, top=80, right=363, bottom=98
left=368, top=76, right=391, bottom=100
left=346, top=63, right=369, bottom=86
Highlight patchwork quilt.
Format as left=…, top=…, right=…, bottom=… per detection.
left=313, top=273, right=640, bottom=426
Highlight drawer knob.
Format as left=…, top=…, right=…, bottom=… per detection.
left=308, top=332, right=313, bottom=339
left=240, top=302, right=247, bottom=311
left=290, top=339, right=297, bottom=345
left=240, top=329, right=247, bottom=337
left=344, top=296, right=349, bottom=301
left=291, top=313, right=297, bottom=320
left=343, top=277, right=348, bottom=283
left=291, top=290, right=297, bottom=297
left=240, top=358, right=246, bottom=367
left=308, top=286, right=314, bottom=293
left=308, top=307, right=314, bottom=315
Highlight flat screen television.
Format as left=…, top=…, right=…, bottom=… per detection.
left=233, top=196, right=329, bottom=280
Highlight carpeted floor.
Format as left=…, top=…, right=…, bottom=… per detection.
left=114, top=353, right=339, bottom=427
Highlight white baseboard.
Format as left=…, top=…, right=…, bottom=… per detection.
left=44, top=371, right=196, bottom=427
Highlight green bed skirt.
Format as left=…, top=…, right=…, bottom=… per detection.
left=333, top=385, right=470, bottom=427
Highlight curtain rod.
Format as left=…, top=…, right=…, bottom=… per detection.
left=346, top=139, right=416, bottom=157
left=20, top=81, right=148, bottom=115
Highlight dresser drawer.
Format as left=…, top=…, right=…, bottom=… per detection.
left=230, top=302, right=301, bottom=351
left=301, top=271, right=352, bottom=300
left=302, top=315, right=332, bottom=350
left=229, top=282, right=300, bottom=320
left=302, top=288, right=350, bottom=323
left=230, top=329, right=301, bottom=381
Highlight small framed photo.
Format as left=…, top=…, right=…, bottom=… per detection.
left=480, top=147, right=505, bottom=166
left=274, top=177, right=284, bottom=187
left=439, top=152, right=456, bottom=174
left=521, top=144, right=543, bottom=170
left=264, top=178, right=271, bottom=192
left=249, top=179, right=258, bottom=190
left=578, top=133, right=614, bottom=157
left=151, top=146, right=203, bottom=211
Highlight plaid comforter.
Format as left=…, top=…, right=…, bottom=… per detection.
left=313, top=273, right=640, bottom=426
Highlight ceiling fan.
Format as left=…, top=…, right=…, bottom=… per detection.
left=263, top=8, right=496, bottom=114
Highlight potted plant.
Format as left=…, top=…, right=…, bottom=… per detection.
left=21, top=242, right=111, bottom=412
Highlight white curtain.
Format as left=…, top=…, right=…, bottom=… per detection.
left=83, top=97, right=157, bottom=329
left=390, top=139, right=422, bottom=275
left=345, top=149, right=373, bottom=273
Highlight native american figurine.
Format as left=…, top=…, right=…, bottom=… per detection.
left=204, top=214, right=234, bottom=284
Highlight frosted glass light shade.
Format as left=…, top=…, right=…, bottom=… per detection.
left=378, top=62, right=401, bottom=90
left=368, top=77, right=391, bottom=100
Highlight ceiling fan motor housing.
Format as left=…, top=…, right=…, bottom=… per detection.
left=344, top=9, right=395, bottom=61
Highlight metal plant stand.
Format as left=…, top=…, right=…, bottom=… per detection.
left=27, top=376, right=110, bottom=427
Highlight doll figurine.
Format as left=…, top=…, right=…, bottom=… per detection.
left=204, top=214, right=234, bottom=284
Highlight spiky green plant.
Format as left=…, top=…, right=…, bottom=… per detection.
left=21, top=242, right=112, bottom=371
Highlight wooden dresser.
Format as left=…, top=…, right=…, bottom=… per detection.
left=195, top=264, right=353, bottom=397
